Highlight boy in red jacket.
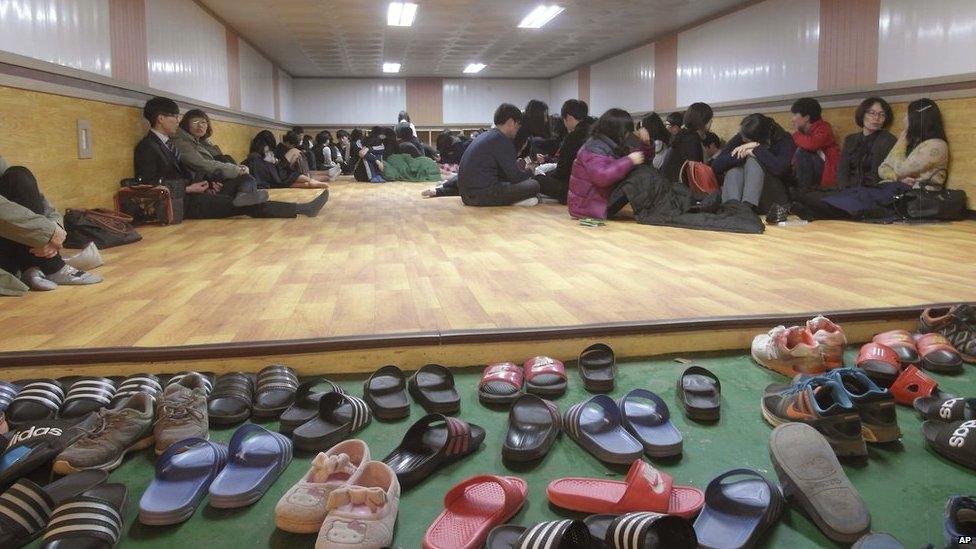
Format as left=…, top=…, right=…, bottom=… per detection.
left=790, top=97, right=840, bottom=191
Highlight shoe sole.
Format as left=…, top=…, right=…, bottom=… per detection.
left=752, top=352, right=825, bottom=378
left=760, top=398, right=866, bottom=457
left=53, top=433, right=154, bottom=475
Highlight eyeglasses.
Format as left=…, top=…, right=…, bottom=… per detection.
left=190, top=119, right=209, bottom=127
left=865, top=110, right=886, bottom=119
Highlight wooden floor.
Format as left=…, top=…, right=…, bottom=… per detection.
left=2, top=179, right=975, bottom=353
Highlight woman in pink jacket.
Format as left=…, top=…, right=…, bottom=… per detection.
left=568, top=108, right=649, bottom=219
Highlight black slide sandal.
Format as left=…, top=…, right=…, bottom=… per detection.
left=0, top=469, right=107, bottom=548
left=914, top=396, right=976, bottom=422
left=578, top=343, right=616, bottom=392
left=58, top=377, right=116, bottom=420
left=487, top=520, right=594, bottom=548
left=502, top=395, right=560, bottom=462
left=585, top=512, right=697, bottom=549
left=922, top=419, right=976, bottom=470
left=292, top=393, right=371, bottom=452
left=363, top=365, right=410, bottom=420
left=6, top=380, right=65, bottom=424
left=252, top=365, right=300, bottom=419
left=408, top=364, right=460, bottom=414
left=677, top=366, right=721, bottom=421
left=279, top=379, right=345, bottom=434
left=40, top=482, right=127, bottom=549
left=109, top=374, right=162, bottom=408
left=382, top=414, right=485, bottom=488
left=207, top=372, right=255, bottom=426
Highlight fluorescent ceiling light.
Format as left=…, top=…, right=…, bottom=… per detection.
left=463, top=63, right=486, bottom=74
left=387, top=2, right=417, bottom=26
left=383, top=62, right=401, bottom=73
left=518, top=5, right=564, bottom=28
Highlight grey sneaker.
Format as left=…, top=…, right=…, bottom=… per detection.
left=46, top=265, right=103, bottom=285
left=154, top=373, right=209, bottom=455
left=52, top=392, right=155, bottom=473
left=21, top=267, right=57, bottom=291
left=65, top=242, right=104, bottom=271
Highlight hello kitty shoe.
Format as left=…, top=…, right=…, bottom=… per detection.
left=275, top=439, right=370, bottom=533
left=316, top=461, right=400, bottom=549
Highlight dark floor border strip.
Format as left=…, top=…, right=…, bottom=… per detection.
left=0, top=303, right=954, bottom=368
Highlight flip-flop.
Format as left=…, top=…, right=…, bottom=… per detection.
left=693, top=469, right=784, bottom=549
left=278, top=379, right=345, bottom=435
left=209, top=424, right=293, bottom=508
left=578, top=344, right=616, bottom=392
left=546, top=459, right=705, bottom=518
left=408, top=364, right=460, bottom=414
left=889, top=365, right=946, bottom=406
left=423, top=475, right=527, bottom=549
left=6, top=380, right=64, bottom=423
left=523, top=356, right=568, bottom=398
left=584, top=512, right=698, bottom=549
left=502, top=395, right=560, bottom=462
left=166, top=372, right=214, bottom=395
left=873, top=330, right=920, bottom=365
left=915, top=333, right=964, bottom=373
left=855, top=343, right=902, bottom=387
left=0, top=381, right=20, bottom=414
left=0, top=470, right=107, bottom=548
left=40, top=482, right=127, bottom=549
left=486, top=519, right=593, bottom=549
left=851, top=532, right=904, bottom=548
left=383, top=414, right=485, bottom=489
left=563, top=395, right=644, bottom=464
left=207, top=372, right=255, bottom=426
left=768, top=423, right=870, bottom=543
left=945, top=495, right=976, bottom=549
left=138, top=438, right=229, bottom=525
left=479, top=362, right=524, bottom=405
left=676, top=366, right=721, bottom=421
left=363, top=365, right=410, bottom=420
left=109, top=374, right=162, bottom=408
left=58, top=377, right=116, bottom=420
left=0, top=416, right=97, bottom=491
left=915, top=396, right=976, bottom=422
left=618, top=389, right=683, bottom=458
left=251, top=365, right=300, bottom=419
left=923, top=419, right=976, bottom=471
left=291, top=393, right=371, bottom=452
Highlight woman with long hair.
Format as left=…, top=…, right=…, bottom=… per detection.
left=710, top=113, right=795, bottom=213
left=639, top=112, right=672, bottom=169
left=659, top=102, right=714, bottom=182
left=513, top=99, right=551, bottom=158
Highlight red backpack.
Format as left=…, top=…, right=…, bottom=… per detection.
left=680, top=160, right=720, bottom=199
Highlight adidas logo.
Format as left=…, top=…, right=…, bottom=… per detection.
left=9, top=425, right=63, bottom=444
left=941, top=398, right=963, bottom=420
left=949, top=419, right=976, bottom=448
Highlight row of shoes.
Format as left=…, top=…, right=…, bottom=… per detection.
left=751, top=315, right=847, bottom=377
left=477, top=344, right=620, bottom=405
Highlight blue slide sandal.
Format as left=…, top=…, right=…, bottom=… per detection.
left=618, top=389, right=683, bottom=458
left=138, top=438, right=228, bottom=525
left=563, top=395, right=643, bottom=464
left=693, top=468, right=784, bottom=549
left=208, top=424, right=293, bottom=508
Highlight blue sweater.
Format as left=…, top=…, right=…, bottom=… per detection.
left=458, top=128, right=532, bottom=197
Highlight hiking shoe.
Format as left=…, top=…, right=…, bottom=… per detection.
left=752, top=325, right=826, bottom=377
left=762, top=377, right=865, bottom=456
left=919, top=304, right=976, bottom=363
left=154, top=373, right=208, bottom=455
left=53, top=392, right=155, bottom=474
left=807, top=315, right=847, bottom=369
left=46, top=265, right=103, bottom=285
left=824, top=368, right=901, bottom=443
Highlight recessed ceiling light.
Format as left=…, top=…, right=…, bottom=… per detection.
left=463, top=63, right=486, bottom=74
left=387, top=2, right=417, bottom=26
left=518, top=5, right=564, bottom=28
left=383, top=62, right=401, bottom=73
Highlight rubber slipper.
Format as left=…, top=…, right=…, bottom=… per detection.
left=945, top=495, right=976, bottom=549
left=209, top=424, right=293, bottom=508
left=563, top=395, right=643, bottom=464
left=923, top=419, right=976, bottom=471
left=855, top=343, right=902, bottom=387
left=138, top=438, right=228, bottom=525
left=523, top=356, right=567, bottom=398
left=363, top=365, right=410, bottom=420
left=578, top=344, right=616, bottom=392
left=0, top=469, right=107, bottom=548
left=546, top=459, right=705, bottom=518
left=291, top=392, right=371, bottom=452
left=40, top=482, right=127, bottom=549
left=693, top=469, right=784, bottom=549
left=502, top=394, right=560, bottom=462
left=251, top=365, right=299, bottom=419
left=0, top=381, right=20, bottom=415
left=408, top=364, right=460, bottom=414
left=279, top=379, right=345, bottom=435
left=167, top=371, right=214, bottom=395
left=915, top=333, right=964, bottom=373
left=0, top=416, right=98, bottom=491
left=110, top=374, right=162, bottom=408
left=873, top=330, right=920, bottom=365
left=479, top=362, right=524, bottom=405
left=584, top=512, right=697, bottom=549
left=423, top=475, right=527, bottom=549
left=915, top=396, right=976, bottom=422
left=768, top=423, right=870, bottom=543
left=207, top=372, right=254, bottom=426
left=6, top=380, right=64, bottom=423
left=58, top=377, right=116, bottom=420
left=382, top=414, right=485, bottom=489
left=676, top=366, right=721, bottom=421
left=889, top=365, right=945, bottom=406
left=618, top=389, right=683, bottom=458
left=486, top=519, right=593, bottom=549
left=851, top=532, right=904, bottom=548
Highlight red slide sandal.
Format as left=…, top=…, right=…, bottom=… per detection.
left=423, top=475, right=528, bottom=549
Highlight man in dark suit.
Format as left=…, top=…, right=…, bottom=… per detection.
left=134, top=97, right=329, bottom=219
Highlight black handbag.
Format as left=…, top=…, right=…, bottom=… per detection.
left=63, top=208, right=142, bottom=249
left=890, top=173, right=967, bottom=221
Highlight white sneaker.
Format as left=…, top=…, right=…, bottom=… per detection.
left=315, top=461, right=400, bottom=549
left=46, top=265, right=102, bottom=285
left=65, top=242, right=104, bottom=271
left=513, top=197, right=539, bottom=207
left=21, top=267, right=57, bottom=291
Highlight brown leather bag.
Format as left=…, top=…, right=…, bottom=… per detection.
left=63, top=208, right=142, bottom=249
left=680, top=160, right=720, bottom=199
left=115, top=185, right=179, bottom=225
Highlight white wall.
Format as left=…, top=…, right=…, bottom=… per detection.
left=442, top=79, right=550, bottom=125
left=676, top=0, right=819, bottom=106
left=878, top=0, right=976, bottom=83
left=146, top=0, right=229, bottom=107
left=238, top=39, right=274, bottom=119
left=0, top=0, right=111, bottom=76
left=292, top=79, right=407, bottom=124
left=549, top=71, right=579, bottom=112
left=590, top=44, right=655, bottom=115
left=278, top=68, right=293, bottom=123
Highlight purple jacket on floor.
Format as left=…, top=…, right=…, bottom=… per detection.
left=568, top=135, right=645, bottom=219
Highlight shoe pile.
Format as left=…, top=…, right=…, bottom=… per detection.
left=752, top=315, right=847, bottom=377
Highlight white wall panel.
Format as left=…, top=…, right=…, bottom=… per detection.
left=549, top=71, right=579, bottom=112
left=146, top=0, right=229, bottom=107
left=590, top=44, right=654, bottom=115
left=239, top=39, right=274, bottom=119
left=676, top=0, right=819, bottom=106
left=292, top=79, right=407, bottom=124
left=442, top=79, right=550, bottom=125
left=878, top=0, right=976, bottom=83
left=0, top=0, right=111, bottom=75
left=278, top=68, right=293, bottom=123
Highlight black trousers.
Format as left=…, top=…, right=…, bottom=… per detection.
left=535, top=173, right=569, bottom=203
left=462, top=178, right=540, bottom=207
left=0, top=166, right=65, bottom=275
left=184, top=173, right=297, bottom=219
left=794, top=149, right=825, bottom=194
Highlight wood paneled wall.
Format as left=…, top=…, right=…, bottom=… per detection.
left=108, top=0, right=148, bottom=86
left=818, top=0, right=880, bottom=91
left=578, top=66, right=590, bottom=105
left=406, top=78, right=444, bottom=126
left=653, top=34, right=677, bottom=111
left=226, top=29, right=242, bottom=111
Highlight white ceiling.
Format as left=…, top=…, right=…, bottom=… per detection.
left=200, top=0, right=751, bottom=78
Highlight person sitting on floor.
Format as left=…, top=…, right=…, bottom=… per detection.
left=292, top=126, right=317, bottom=171
left=711, top=113, right=796, bottom=214
left=135, top=96, right=328, bottom=219
left=397, top=111, right=417, bottom=138
left=277, top=131, right=331, bottom=186
left=790, top=97, right=841, bottom=192
left=659, top=102, right=714, bottom=183
left=336, top=130, right=353, bottom=174
left=639, top=112, right=671, bottom=170
left=435, top=131, right=471, bottom=167
left=313, top=130, right=344, bottom=180
left=703, top=132, right=723, bottom=164
left=352, top=128, right=388, bottom=183
left=665, top=111, right=683, bottom=139
left=567, top=108, right=648, bottom=220
left=533, top=99, right=594, bottom=204
left=513, top=99, right=551, bottom=162
left=458, top=103, right=541, bottom=207
left=244, top=135, right=318, bottom=189
left=395, top=122, right=436, bottom=159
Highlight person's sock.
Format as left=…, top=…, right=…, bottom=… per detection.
left=297, top=189, right=330, bottom=217
left=21, top=267, right=57, bottom=291
left=46, top=265, right=102, bottom=286
left=232, top=189, right=269, bottom=207
left=513, top=197, right=539, bottom=207
left=64, top=242, right=103, bottom=271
